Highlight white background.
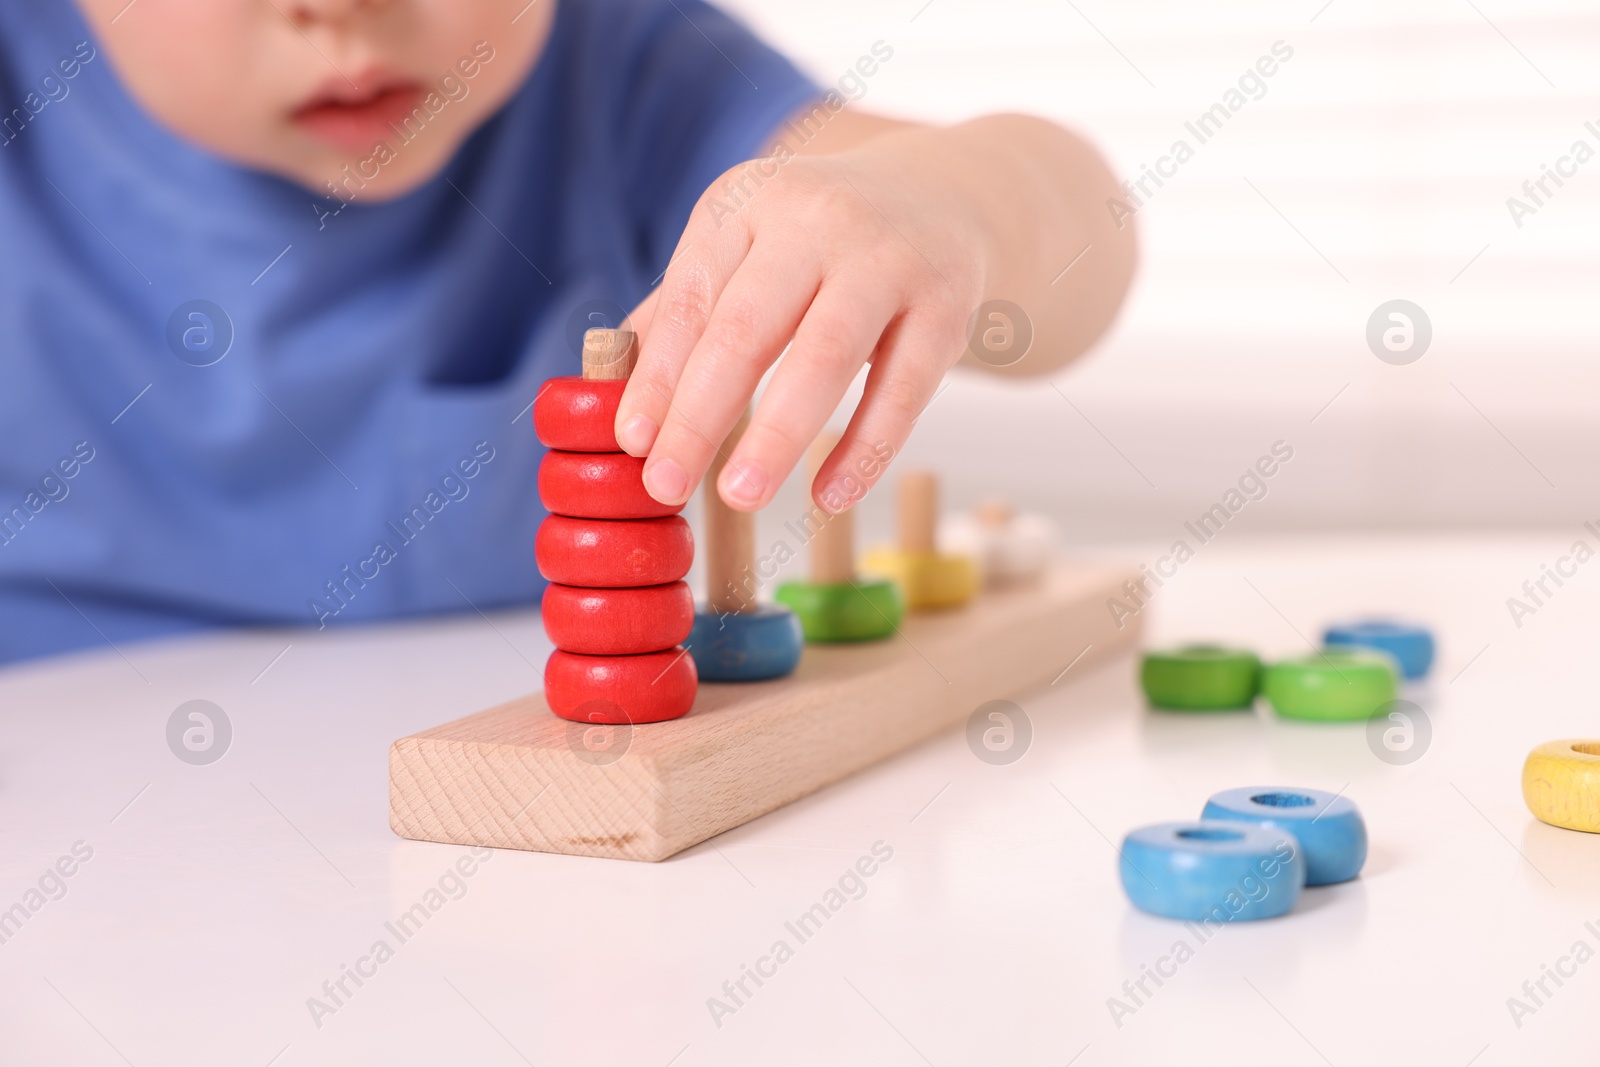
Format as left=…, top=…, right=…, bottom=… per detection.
left=721, top=0, right=1600, bottom=539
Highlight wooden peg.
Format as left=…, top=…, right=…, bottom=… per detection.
left=974, top=498, right=1015, bottom=529
left=863, top=468, right=978, bottom=611
left=899, top=471, right=938, bottom=554
left=582, top=328, right=637, bottom=381
left=808, top=433, right=854, bottom=584
left=707, top=410, right=756, bottom=615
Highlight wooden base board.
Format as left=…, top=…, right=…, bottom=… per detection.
left=389, top=563, right=1141, bottom=861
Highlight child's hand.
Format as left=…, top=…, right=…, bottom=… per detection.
left=615, top=115, right=1135, bottom=514
left=617, top=130, right=982, bottom=515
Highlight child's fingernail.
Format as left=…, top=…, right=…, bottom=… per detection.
left=618, top=414, right=657, bottom=455
left=643, top=459, right=688, bottom=504
left=720, top=460, right=767, bottom=507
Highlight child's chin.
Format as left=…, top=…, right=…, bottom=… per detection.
left=287, top=139, right=458, bottom=204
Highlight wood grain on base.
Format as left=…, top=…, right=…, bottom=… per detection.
left=389, top=563, right=1141, bottom=861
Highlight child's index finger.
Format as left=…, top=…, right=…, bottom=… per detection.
left=638, top=244, right=820, bottom=510
left=615, top=217, right=753, bottom=459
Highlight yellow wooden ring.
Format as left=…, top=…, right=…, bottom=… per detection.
left=861, top=547, right=979, bottom=611
left=1522, top=740, right=1600, bottom=833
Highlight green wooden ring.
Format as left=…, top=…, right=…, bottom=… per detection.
left=774, top=579, right=903, bottom=643
left=1140, top=645, right=1261, bottom=710
left=1261, top=650, right=1398, bottom=722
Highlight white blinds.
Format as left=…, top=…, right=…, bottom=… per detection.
left=726, top=0, right=1598, bottom=380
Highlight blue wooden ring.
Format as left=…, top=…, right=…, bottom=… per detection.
left=687, top=604, right=803, bottom=682
left=1201, top=786, right=1367, bottom=886
left=1120, top=821, right=1305, bottom=922
left=1323, top=619, right=1434, bottom=680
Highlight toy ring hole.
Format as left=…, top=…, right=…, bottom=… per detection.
left=1249, top=792, right=1317, bottom=808
left=1176, top=828, right=1243, bottom=841
left=1572, top=742, right=1600, bottom=756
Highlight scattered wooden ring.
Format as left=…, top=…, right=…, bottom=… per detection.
left=542, top=582, right=693, bottom=656
left=1323, top=619, right=1435, bottom=680
left=533, top=376, right=626, bottom=452
left=536, top=515, right=693, bottom=588
left=687, top=604, right=804, bottom=682
left=539, top=450, right=683, bottom=519
left=1119, top=821, right=1306, bottom=922
left=773, top=579, right=903, bottom=643
left=1201, top=787, right=1366, bottom=885
left=544, top=648, right=697, bottom=724
left=1522, top=740, right=1600, bottom=833
left=1261, top=650, right=1398, bottom=722
left=1140, top=645, right=1261, bottom=711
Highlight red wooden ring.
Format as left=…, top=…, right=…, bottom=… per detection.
left=545, top=648, right=697, bottom=724
left=536, top=515, right=693, bottom=588
left=533, top=377, right=626, bottom=452
left=539, top=450, right=683, bottom=519
left=542, top=581, right=693, bottom=655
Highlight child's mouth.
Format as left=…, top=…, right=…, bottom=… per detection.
left=292, top=77, right=426, bottom=154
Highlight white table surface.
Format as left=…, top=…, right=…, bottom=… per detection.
left=3, top=532, right=1596, bottom=1066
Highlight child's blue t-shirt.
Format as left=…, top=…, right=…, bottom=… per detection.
left=0, top=0, right=818, bottom=665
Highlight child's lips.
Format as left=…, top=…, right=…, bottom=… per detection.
left=291, top=82, right=425, bottom=154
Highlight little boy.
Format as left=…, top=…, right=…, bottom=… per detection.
left=0, top=0, right=1134, bottom=664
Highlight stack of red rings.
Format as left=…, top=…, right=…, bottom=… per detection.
left=533, top=371, right=698, bottom=724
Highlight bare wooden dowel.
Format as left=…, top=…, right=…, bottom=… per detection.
left=808, top=433, right=854, bottom=584
left=898, top=471, right=938, bottom=554
left=582, top=328, right=638, bottom=381
left=707, top=410, right=756, bottom=614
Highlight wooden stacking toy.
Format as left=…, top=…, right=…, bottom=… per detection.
left=861, top=471, right=979, bottom=611
left=392, top=394, right=1146, bottom=862
left=533, top=329, right=697, bottom=724
left=686, top=410, right=804, bottom=681
left=775, top=434, right=903, bottom=642
left=1522, top=740, right=1600, bottom=833
left=941, top=499, right=1055, bottom=587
